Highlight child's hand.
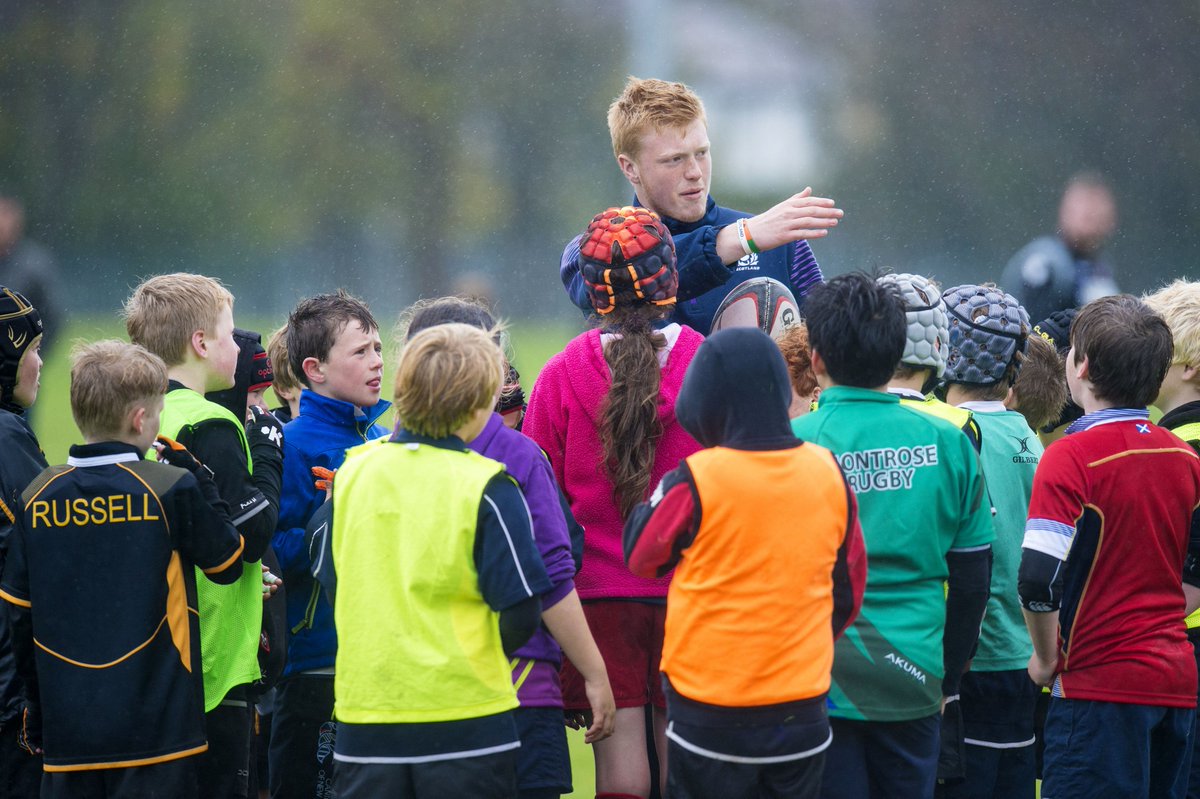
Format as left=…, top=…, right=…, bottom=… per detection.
left=262, top=563, right=282, bottom=601
left=312, top=466, right=336, bottom=501
left=1027, top=652, right=1057, bottom=688
left=153, top=435, right=211, bottom=478
left=582, top=676, right=616, bottom=744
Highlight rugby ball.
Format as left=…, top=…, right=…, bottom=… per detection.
left=710, top=277, right=800, bottom=340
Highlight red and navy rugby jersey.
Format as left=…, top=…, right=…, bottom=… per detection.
left=1022, top=409, right=1200, bottom=707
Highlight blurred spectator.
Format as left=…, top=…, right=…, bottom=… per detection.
left=1001, top=172, right=1118, bottom=324
left=0, top=198, right=59, bottom=350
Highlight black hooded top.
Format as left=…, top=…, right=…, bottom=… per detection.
left=674, top=326, right=800, bottom=451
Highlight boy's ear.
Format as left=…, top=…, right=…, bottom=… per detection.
left=810, top=349, right=829, bottom=380
left=190, top=328, right=209, bottom=360
left=130, top=404, right=148, bottom=435
left=1073, top=353, right=1090, bottom=383
left=1182, top=363, right=1200, bottom=386
left=302, top=357, right=326, bottom=386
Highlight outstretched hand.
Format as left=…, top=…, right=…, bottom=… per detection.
left=749, top=187, right=843, bottom=251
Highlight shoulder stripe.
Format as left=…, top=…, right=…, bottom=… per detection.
left=482, top=494, right=533, bottom=597
left=116, top=463, right=171, bottom=542
left=1025, top=518, right=1075, bottom=538
left=1087, top=447, right=1199, bottom=468
left=22, top=466, right=75, bottom=509
left=0, top=496, right=13, bottom=525
left=1023, top=532, right=1071, bottom=561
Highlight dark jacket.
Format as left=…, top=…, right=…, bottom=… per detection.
left=0, top=410, right=46, bottom=723
left=561, top=195, right=823, bottom=335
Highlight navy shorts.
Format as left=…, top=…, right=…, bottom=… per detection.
left=1042, top=698, right=1194, bottom=799
left=514, top=706, right=572, bottom=797
left=336, top=749, right=518, bottom=799
left=939, top=669, right=1038, bottom=798
left=42, top=756, right=199, bottom=799
left=820, top=714, right=940, bottom=799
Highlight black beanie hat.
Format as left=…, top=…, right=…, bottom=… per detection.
left=206, top=328, right=267, bottom=419
left=0, top=286, right=43, bottom=411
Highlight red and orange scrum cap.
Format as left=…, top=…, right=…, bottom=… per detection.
left=579, top=206, right=678, bottom=315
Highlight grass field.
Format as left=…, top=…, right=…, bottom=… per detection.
left=30, top=315, right=600, bottom=795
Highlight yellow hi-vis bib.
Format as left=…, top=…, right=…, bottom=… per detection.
left=332, top=439, right=516, bottom=724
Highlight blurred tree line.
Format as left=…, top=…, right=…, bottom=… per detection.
left=0, top=0, right=1196, bottom=322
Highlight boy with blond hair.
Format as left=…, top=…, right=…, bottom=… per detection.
left=1019, top=295, right=1200, bottom=799
left=311, top=323, right=550, bottom=798
left=270, top=291, right=390, bottom=799
left=1143, top=279, right=1200, bottom=798
left=559, top=76, right=842, bottom=334
left=0, top=340, right=245, bottom=798
left=125, top=272, right=283, bottom=798
left=266, top=325, right=301, bottom=423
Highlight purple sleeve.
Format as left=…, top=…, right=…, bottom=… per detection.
left=523, top=452, right=577, bottom=605
left=790, top=240, right=824, bottom=303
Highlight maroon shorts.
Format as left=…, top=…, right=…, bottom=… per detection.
left=561, top=600, right=666, bottom=711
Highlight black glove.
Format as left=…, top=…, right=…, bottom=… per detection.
left=246, top=406, right=284, bottom=507
left=154, top=435, right=226, bottom=512
left=246, top=406, right=284, bottom=458
left=154, top=435, right=212, bottom=477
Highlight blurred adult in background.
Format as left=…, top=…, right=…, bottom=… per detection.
left=1001, top=172, right=1118, bottom=324
left=0, top=198, right=59, bottom=352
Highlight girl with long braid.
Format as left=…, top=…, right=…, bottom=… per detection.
left=525, top=207, right=703, bottom=799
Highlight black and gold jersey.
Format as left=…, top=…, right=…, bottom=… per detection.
left=0, top=441, right=243, bottom=772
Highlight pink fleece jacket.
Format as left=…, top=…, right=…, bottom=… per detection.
left=524, top=326, right=703, bottom=600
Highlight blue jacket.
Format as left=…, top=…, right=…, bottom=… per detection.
left=561, top=195, right=824, bottom=335
left=272, top=390, right=391, bottom=675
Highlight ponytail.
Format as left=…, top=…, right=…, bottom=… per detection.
left=599, top=305, right=668, bottom=518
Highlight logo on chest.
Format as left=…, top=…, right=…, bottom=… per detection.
left=734, top=253, right=759, bottom=271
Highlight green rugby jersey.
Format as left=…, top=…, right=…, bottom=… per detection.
left=957, top=403, right=1041, bottom=671
left=792, top=387, right=992, bottom=721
